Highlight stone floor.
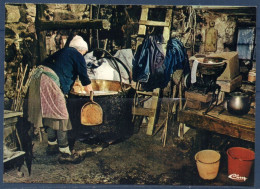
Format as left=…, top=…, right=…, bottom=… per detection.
left=3, top=124, right=255, bottom=188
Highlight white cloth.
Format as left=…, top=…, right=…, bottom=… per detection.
left=48, top=140, right=58, bottom=145
left=113, top=49, right=133, bottom=84
left=69, top=35, right=88, bottom=51
left=87, top=59, right=115, bottom=81
left=84, top=49, right=133, bottom=84
left=191, top=60, right=199, bottom=84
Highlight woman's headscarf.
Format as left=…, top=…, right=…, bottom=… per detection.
left=69, top=35, right=88, bottom=52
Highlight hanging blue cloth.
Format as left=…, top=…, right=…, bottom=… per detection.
left=132, top=37, right=190, bottom=90
left=132, top=35, right=165, bottom=91
left=132, top=36, right=152, bottom=83
left=163, top=38, right=190, bottom=87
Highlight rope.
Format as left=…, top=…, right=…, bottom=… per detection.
left=182, top=6, right=197, bottom=52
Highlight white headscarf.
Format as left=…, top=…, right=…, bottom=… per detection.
left=69, top=35, right=88, bottom=52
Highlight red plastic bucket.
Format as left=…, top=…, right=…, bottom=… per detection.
left=227, top=147, right=255, bottom=182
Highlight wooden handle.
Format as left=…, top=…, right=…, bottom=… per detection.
left=90, top=91, right=94, bottom=101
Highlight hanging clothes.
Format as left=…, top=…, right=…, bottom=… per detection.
left=163, top=38, right=191, bottom=87
left=132, top=35, right=165, bottom=91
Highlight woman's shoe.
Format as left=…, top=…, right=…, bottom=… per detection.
left=58, top=152, right=82, bottom=164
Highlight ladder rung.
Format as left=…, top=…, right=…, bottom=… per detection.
left=139, top=20, right=170, bottom=27
left=132, top=107, right=155, bottom=117
left=136, top=91, right=153, bottom=96
left=136, top=91, right=159, bottom=96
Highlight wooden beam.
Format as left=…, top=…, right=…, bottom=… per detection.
left=36, top=4, right=47, bottom=62
left=162, top=8, right=173, bottom=44
left=139, top=20, right=170, bottom=27
left=138, top=7, right=149, bottom=35
left=36, top=19, right=111, bottom=31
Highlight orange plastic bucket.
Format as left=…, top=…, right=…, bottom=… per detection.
left=195, top=150, right=221, bottom=180
left=227, top=147, right=255, bottom=182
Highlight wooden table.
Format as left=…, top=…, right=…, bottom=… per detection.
left=3, top=110, right=25, bottom=172
left=178, top=107, right=255, bottom=143
left=4, top=110, right=23, bottom=150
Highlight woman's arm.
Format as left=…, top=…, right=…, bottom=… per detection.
left=74, top=50, right=93, bottom=93
left=83, top=84, right=93, bottom=93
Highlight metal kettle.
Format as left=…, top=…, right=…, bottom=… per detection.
left=227, top=92, right=251, bottom=116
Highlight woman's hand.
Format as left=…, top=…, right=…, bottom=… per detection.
left=84, top=84, right=93, bottom=94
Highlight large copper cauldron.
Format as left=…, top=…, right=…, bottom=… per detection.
left=71, top=79, right=131, bottom=96
left=68, top=79, right=134, bottom=141
left=91, top=79, right=131, bottom=92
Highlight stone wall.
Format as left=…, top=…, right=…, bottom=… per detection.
left=4, top=3, right=93, bottom=107
left=5, top=4, right=37, bottom=100
left=171, top=6, right=238, bottom=56
left=43, top=4, right=91, bottom=55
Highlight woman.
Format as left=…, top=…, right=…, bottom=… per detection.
left=28, top=35, right=93, bottom=164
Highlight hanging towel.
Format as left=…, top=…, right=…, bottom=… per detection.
left=191, top=59, right=199, bottom=84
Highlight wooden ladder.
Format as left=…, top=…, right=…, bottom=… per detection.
left=132, top=5, right=173, bottom=136
left=136, top=5, right=173, bottom=53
